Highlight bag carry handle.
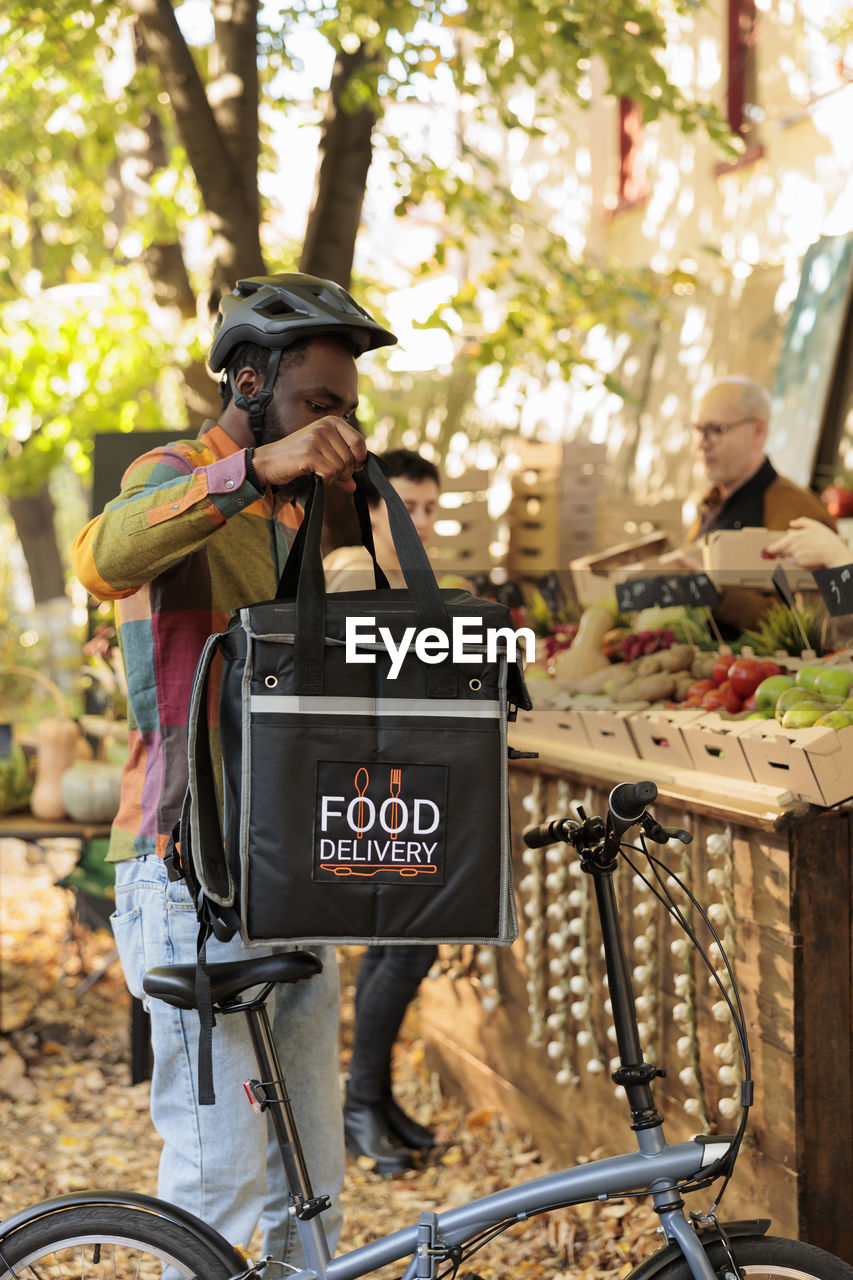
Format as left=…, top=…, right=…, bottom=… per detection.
left=275, top=453, right=454, bottom=697
left=278, top=464, right=391, bottom=596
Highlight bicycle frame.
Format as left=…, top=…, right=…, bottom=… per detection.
left=317, top=1136, right=733, bottom=1280
left=237, top=783, right=744, bottom=1280
left=240, top=989, right=729, bottom=1280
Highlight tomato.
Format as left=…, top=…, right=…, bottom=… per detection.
left=742, top=692, right=758, bottom=712
left=701, top=686, right=743, bottom=714
left=686, top=679, right=716, bottom=700
left=820, top=483, right=853, bottom=520
left=711, top=652, right=736, bottom=686
left=728, top=656, right=765, bottom=699
left=758, top=659, right=785, bottom=678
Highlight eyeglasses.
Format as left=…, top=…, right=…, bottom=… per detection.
left=688, top=416, right=758, bottom=444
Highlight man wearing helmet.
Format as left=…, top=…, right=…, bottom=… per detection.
left=71, top=275, right=396, bottom=1265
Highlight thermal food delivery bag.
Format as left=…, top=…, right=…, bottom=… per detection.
left=172, top=455, right=531, bottom=949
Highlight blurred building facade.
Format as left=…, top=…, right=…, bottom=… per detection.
left=545, top=0, right=853, bottom=541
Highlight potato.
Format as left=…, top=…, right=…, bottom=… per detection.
left=634, top=654, right=664, bottom=677
left=611, top=673, right=676, bottom=704
left=673, top=670, right=697, bottom=699
left=691, top=652, right=717, bottom=680
left=606, top=663, right=637, bottom=689
left=574, top=664, right=619, bottom=694
left=633, top=673, right=678, bottom=702
left=657, top=644, right=695, bottom=673
left=610, top=681, right=644, bottom=704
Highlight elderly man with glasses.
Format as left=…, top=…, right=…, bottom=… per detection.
left=683, top=376, right=836, bottom=633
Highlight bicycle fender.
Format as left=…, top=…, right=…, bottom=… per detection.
left=624, top=1219, right=772, bottom=1280
left=0, top=1189, right=245, bottom=1272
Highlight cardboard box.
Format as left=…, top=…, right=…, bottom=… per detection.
left=702, top=528, right=817, bottom=592
left=737, top=718, right=853, bottom=807
left=510, top=705, right=591, bottom=754
left=681, top=716, right=756, bottom=782
left=628, top=706, right=707, bottom=771
left=576, top=699, right=646, bottom=758
left=570, top=532, right=674, bottom=607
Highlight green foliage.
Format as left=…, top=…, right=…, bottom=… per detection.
left=0, top=0, right=740, bottom=586
left=0, top=2, right=142, bottom=295
left=276, top=0, right=733, bottom=146
left=741, top=600, right=831, bottom=658
left=0, top=271, right=186, bottom=498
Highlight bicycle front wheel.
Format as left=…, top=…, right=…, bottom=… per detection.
left=653, top=1234, right=853, bottom=1280
left=0, top=1200, right=245, bottom=1280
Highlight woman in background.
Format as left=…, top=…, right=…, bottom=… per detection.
left=325, top=449, right=441, bottom=1174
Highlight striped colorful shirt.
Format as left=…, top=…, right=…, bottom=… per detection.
left=71, top=423, right=301, bottom=862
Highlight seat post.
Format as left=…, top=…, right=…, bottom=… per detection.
left=243, top=1000, right=332, bottom=1272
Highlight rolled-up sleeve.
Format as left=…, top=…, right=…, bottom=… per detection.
left=71, top=442, right=263, bottom=600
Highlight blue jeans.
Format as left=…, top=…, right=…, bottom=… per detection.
left=110, top=856, right=345, bottom=1264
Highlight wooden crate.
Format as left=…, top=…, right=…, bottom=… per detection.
left=595, top=495, right=685, bottom=554
left=429, top=468, right=496, bottom=577
left=504, top=441, right=606, bottom=575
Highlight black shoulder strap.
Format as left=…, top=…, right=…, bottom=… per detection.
left=182, top=631, right=240, bottom=1106
left=195, top=922, right=216, bottom=1106
left=185, top=631, right=235, bottom=906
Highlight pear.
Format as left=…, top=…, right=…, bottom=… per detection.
left=781, top=701, right=831, bottom=729
left=776, top=686, right=823, bottom=717
left=813, top=708, right=853, bottom=730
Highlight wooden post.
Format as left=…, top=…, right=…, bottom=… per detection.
left=790, top=811, right=853, bottom=1258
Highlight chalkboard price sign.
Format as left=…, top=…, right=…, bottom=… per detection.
left=813, top=564, right=853, bottom=617
left=615, top=577, right=660, bottom=612
left=615, top=572, right=721, bottom=613
left=682, top=572, right=722, bottom=608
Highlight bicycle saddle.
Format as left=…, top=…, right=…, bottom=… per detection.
left=142, top=951, right=323, bottom=1010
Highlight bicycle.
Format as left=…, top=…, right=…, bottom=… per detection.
left=1, top=780, right=851, bottom=1280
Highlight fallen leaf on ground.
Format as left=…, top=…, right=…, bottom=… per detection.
left=1, top=838, right=663, bottom=1280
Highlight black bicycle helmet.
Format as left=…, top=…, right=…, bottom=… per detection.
left=209, top=273, right=397, bottom=442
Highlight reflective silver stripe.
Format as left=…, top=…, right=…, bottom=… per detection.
left=250, top=695, right=500, bottom=718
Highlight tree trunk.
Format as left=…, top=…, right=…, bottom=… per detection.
left=301, top=46, right=377, bottom=551
left=299, top=46, right=377, bottom=290
left=129, top=28, right=220, bottom=427
left=211, top=0, right=261, bottom=234
left=7, top=486, right=66, bottom=604
left=128, top=0, right=265, bottom=310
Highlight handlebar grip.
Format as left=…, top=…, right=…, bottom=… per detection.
left=523, top=818, right=570, bottom=849
left=609, top=780, right=657, bottom=825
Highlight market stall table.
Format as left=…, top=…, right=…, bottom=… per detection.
left=417, top=732, right=853, bottom=1263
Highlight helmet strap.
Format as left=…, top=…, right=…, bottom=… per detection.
left=228, top=349, right=283, bottom=445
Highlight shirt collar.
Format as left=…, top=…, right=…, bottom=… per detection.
left=700, top=455, right=777, bottom=513
left=198, top=421, right=241, bottom=459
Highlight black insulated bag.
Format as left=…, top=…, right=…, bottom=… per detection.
left=173, top=454, right=531, bottom=950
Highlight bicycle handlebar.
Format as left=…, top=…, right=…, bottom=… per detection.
left=522, top=817, right=575, bottom=849
left=522, top=781, right=659, bottom=850
left=609, top=780, right=657, bottom=825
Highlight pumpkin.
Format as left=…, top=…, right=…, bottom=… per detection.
left=551, top=606, right=613, bottom=687
left=60, top=760, right=124, bottom=823
left=30, top=718, right=82, bottom=820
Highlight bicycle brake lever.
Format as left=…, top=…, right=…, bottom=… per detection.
left=639, top=812, right=692, bottom=845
